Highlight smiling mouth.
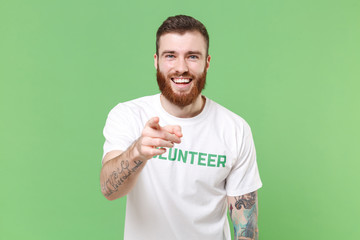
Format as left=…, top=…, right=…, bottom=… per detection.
left=171, top=77, right=192, bottom=84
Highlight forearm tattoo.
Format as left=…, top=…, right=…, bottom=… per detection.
left=101, top=160, right=143, bottom=197
left=230, top=191, right=258, bottom=240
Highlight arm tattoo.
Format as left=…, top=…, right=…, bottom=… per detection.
left=101, top=160, right=143, bottom=197
left=234, top=191, right=256, bottom=210
left=230, top=191, right=258, bottom=240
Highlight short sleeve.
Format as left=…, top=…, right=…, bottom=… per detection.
left=225, top=122, right=262, bottom=196
left=102, top=104, right=138, bottom=162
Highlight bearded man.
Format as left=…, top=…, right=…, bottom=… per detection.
left=100, top=15, right=262, bottom=240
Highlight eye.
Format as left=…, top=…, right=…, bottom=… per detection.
left=165, top=54, right=175, bottom=58
left=189, top=55, right=199, bottom=60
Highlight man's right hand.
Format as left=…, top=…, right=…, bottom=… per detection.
left=133, top=117, right=182, bottom=160
left=101, top=116, right=182, bottom=200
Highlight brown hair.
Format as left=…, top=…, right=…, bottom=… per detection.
left=156, top=15, right=209, bottom=56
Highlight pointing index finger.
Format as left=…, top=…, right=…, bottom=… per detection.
left=147, top=117, right=160, bottom=130
left=163, top=125, right=183, bottom=138
left=173, top=125, right=182, bottom=138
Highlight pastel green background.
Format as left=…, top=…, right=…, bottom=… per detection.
left=1, top=0, right=359, bottom=239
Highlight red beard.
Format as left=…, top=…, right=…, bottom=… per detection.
left=156, top=68, right=207, bottom=107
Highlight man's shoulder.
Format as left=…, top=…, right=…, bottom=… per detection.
left=207, top=97, right=249, bottom=127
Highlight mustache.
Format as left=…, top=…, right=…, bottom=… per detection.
left=169, top=73, right=195, bottom=79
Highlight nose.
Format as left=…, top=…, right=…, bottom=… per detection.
left=174, top=58, right=189, bottom=74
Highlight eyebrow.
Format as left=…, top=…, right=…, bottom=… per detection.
left=161, top=51, right=175, bottom=56
left=160, top=50, right=203, bottom=56
left=187, top=51, right=203, bottom=56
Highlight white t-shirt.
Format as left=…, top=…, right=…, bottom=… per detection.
left=103, top=94, right=262, bottom=240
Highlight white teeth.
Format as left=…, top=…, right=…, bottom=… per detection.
left=173, top=78, right=190, bottom=83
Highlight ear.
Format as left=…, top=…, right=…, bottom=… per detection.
left=154, top=53, right=158, bottom=70
left=205, top=55, right=211, bottom=71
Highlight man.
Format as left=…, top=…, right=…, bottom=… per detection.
left=100, top=15, right=262, bottom=240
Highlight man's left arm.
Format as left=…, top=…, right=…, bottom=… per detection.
left=228, top=191, right=258, bottom=240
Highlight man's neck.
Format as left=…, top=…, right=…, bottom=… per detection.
left=160, top=94, right=206, bottom=118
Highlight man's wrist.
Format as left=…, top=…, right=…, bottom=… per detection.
left=127, top=139, right=144, bottom=162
